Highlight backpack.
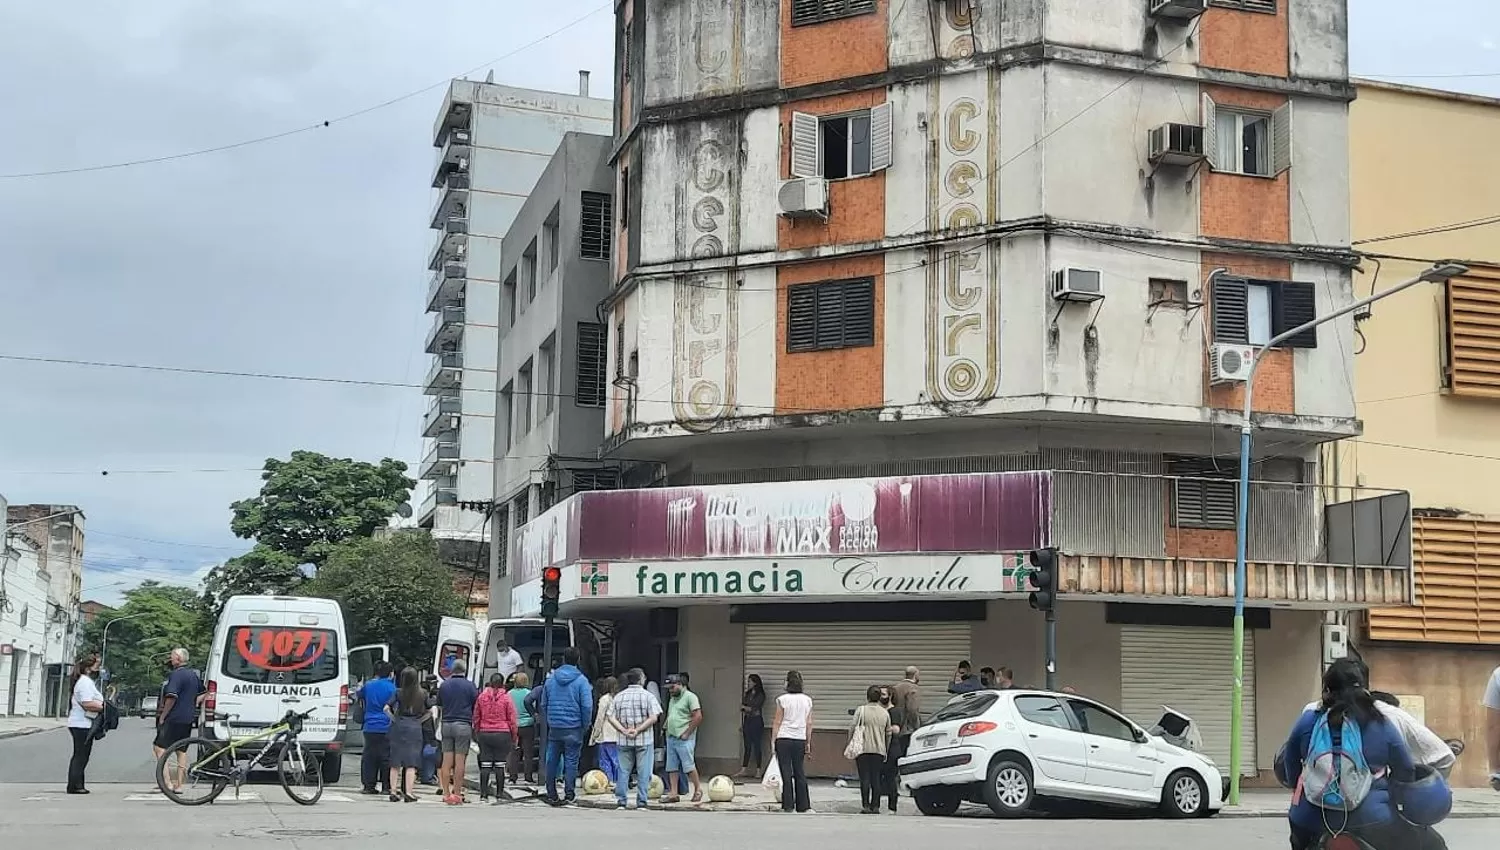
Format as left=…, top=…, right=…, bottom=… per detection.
left=1302, top=712, right=1374, bottom=810
left=91, top=701, right=121, bottom=741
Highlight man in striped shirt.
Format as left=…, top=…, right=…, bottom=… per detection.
left=608, top=668, right=663, bottom=810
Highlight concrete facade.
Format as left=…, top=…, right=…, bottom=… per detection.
left=418, top=78, right=613, bottom=559
left=1, top=499, right=60, bottom=717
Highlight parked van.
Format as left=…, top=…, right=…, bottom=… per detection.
left=432, top=616, right=594, bottom=690
left=204, top=595, right=387, bottom=783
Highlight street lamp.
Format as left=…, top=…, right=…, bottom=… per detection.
left=1226, top=261, right=1469, bottom=804
left=99, top=611, right=151, bottom=679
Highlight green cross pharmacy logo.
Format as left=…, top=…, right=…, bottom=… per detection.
left=1002, top=553, right=1032, bottom=593
left=580, top=562, right=610, bottom=597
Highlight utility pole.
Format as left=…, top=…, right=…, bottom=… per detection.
left=1226, top=261, right=1469, bottom=805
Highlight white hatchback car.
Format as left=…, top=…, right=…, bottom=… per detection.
left=898, top=689, right=1226, bottom=819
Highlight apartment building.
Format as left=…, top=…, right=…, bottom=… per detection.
left=1340, top=79, right=1500, bottom=788
left=485, top=132, right=621, bottom=606
left=4, top=501, right=85, bottom=716
left=503, top=1, right=1407, bottom=782
left=419, top=76, right=612, bottom=566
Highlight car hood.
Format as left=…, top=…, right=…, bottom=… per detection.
left=1146, top=705, right=1208, bottom=759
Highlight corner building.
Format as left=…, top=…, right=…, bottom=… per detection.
left=504, top=0, right=1412, bottom=784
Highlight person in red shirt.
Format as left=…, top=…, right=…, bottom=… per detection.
left=474, top=674, right=519, bottom=803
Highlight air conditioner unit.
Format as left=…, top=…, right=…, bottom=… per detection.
left=1149, top=0, right=1206, bottom=21
left=1148, top=122, right=1206, bottom=167
left=1210, top=343, right=1256, bottom=383
left=1051, top=268, right=1104, bottom=303
left=778, top=177, right=829, bottom=218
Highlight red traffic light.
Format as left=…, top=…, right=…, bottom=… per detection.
left=542, top=567, right=562, bottom=583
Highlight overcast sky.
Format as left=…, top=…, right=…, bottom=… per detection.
left=1, top=1, right=1495, bottom=605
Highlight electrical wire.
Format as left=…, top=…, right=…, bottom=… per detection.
left=1352, top=213, right=1500, bottom=246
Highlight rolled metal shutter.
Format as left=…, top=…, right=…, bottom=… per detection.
left=743, top=623, right=971, bottom=730
left=1119, top=625, right=1256, bottom=775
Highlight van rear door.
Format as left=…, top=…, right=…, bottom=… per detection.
left=433, top=617, right=477, bottom=682
left=345, top=644, right=390, bottom=753
left=216, top=616, right=344, bottom=744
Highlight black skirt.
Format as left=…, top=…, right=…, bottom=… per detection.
left=389, top=715, right=424, bottom=768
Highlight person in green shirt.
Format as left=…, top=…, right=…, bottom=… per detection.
left=662, top=674, right=703, bottom=803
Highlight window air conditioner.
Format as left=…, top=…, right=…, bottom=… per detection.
left=1149, top=0, right=1206, bottom=21
left=1210, top=343, right=1256, bottom=384
left=777, top=177, right=829, bottom=218
left=1051, top=268, right=1104, bottom=303
left=1148, top=123, right=1207, bottom=167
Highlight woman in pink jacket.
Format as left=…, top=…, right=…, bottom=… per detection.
left=474, top=674, right=519, bottom=803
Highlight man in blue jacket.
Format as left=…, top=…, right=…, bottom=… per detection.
left=542, top=647, right=593, bottom=806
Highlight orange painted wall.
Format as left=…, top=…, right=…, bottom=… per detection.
left=1200, top=3, right=1288, bottom=78
left=778, top=90, right=888, bottom=251
left=1202, top=253, right=1295, bottom=415
left=775, top=254, right=885, bottom=414
left=1200, top=85, right=1291, bottom=245
left=780, top=2, right=887, bottom=89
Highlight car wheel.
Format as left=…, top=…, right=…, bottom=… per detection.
left=912, top=786, right=962, bottom=816
left=1160, top=769, right=1207, bottom=818
left=982, top=759, right=1034, bottom=817
left=319, top=753, right=341, bottom=785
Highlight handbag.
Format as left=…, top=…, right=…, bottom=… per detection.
left=844, top=706, right=867, bottom=760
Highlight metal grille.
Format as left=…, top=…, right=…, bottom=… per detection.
left=1445, top=267, right=1500, bottom=398
left=790, top=0, right=877, bottom=27
left=495, top=505, right=509, bottom=577
left=1212, top=0, right=1277, bottom=11
left=1212, top=276, right=1249, bottom=344
left=1166, top=457, right=1239, bottom=529
left=1367, top=515, right=1500, bottom=645
left=1120, top=625, right=1257, bottom=775
left=1276, top=281, right=1318, bottom=348
left=580, top=192, right=612, bottom=260
left=786, top=278, right=875, bottom=352
left=575, top=322, right=607, bottom=407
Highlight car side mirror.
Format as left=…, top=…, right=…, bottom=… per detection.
left=1133, top=728, right=1149, bottom=744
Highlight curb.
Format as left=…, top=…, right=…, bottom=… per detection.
left=0, top=726, right=50, bottom=741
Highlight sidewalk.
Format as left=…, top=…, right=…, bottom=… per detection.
left=0, top=716, right=65, bottom=741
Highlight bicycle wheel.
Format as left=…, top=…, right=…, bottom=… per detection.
left=157, top=737, right=230, bottom=806
left=277, top=740, right=324, bottom=806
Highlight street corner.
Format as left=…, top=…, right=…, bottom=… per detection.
left=0, top=720, right=64, bottom=741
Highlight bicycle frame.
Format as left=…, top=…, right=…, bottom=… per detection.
left=189, top=721, right=297, bottom=775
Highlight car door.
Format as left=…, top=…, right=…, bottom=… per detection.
left=1065, top=698, right=1160, bottom=797
left=345, top=644, right=390, bottom=752
left=1011, top=695, right=1089, bottom=786
left=433, top=616, right=478, bottom=680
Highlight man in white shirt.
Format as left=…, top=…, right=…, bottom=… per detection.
left=494, top=638, right=524, bottom=682
left=1483, top=664, right=1500, bottom=789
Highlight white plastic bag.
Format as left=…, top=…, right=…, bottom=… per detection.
left=761, top=756, right=783, bottom=792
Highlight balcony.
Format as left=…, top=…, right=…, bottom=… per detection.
left=424, top=351, right=463, bottom=395
left=419, top=438, right=460, bottom=480
left=432, top=95, right=472, bottom=147
left=429, top=177, right=470, bottom=229
left=428, top=218, right=469, bottom=271
left=431, top=128, right=472, bottom=188
left=423, top=395, right=462, bottom=438
left=427, top=261, right=467, bottom=312
left=424, top=306, right=466, bottom=354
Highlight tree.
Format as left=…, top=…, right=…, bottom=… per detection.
left=230, top=450, right=414, bottom=568
left=199, top=544, right=305, bottom=619
left=78, top=582, right=210, bottom=697
left=300, top=530, right=463, bottom=666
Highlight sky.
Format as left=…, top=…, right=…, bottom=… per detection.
left=0, top=1, right=1496, bottom=606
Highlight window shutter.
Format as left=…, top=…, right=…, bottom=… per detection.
left=791, top=0, right=821, bottom=25
left=790, top=112, right=820, bottom=178
left=869, top=102, right=894, bottom=172
left=814, top=283, right=845, bottom=348
left=575, top=322, right=607, bottom=407
left=843, top=278, right=876, bottom=346
left=1201, top=94, right=1219, bottom=171
left=580, top=192, right=612, bottom=259
left=1275, top=281, right=1318, bottom=348
left=1212, top=275, right=1249, bottom=344
left=787, top=286, right=818, bottom=352
left=1271, top=101, right=1292, bottom=176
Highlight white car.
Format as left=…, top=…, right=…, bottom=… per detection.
left=898, top=689, right=1225, bottom=819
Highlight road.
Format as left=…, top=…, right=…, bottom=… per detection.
left=2, top=724, right=1491, bottom=847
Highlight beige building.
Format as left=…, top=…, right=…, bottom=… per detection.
left=1340, top=79, right=1500, bottom=787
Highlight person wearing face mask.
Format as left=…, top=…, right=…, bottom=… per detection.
left=66, top=655, right=105, bottom=794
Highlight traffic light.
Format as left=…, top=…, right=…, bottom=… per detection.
left=1027, top=548, right=1057, bottom=612
left=540, top=566, right=562, bottom=619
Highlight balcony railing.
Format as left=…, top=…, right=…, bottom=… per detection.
left=432, top=96, right=472, bottom=147
left=424, top=351, right=463, bottom=395
left=431, top=128, right=472, bottom=188
left=423, top=395, right=462, bottom=438
left=424, top=306, right=466, bottom=354
left=428, top=222, right=469, bottom=271
left=429, top=180, right=470, bottom=229
left=419, top=439, right=460, bottom=480
left=1048, top=470, right=1412, bottom=569
left=427, top=260, right=467, bottom=312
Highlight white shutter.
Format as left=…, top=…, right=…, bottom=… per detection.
left=869, top=102, right=894, bottom=172
left=1271, top=101, right=1293, bottom=176
left=1201, top=93, right=1219, bottom=171
left=744, top=622, right=970, bottom=730
left=1118, top=625, right=1257, bottom=776
left=790, top=111, right=821, bottom=178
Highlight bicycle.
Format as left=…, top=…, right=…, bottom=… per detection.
left=154, top=708, right=323, bottom=806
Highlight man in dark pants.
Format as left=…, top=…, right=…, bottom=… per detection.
left=356, top=661, right=396, bottom=795
left=885, top=665, right=921, bottom=812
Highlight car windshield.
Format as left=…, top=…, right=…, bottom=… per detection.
left=928, top=692, right=999, bottom=724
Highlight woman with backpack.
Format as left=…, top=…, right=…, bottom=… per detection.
left=1279, top=660, right=1447, bottom=850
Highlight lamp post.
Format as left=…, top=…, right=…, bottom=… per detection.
left=1226, top=261, right=1469, bottom=804
left=99, top=611, right=151, bottom=679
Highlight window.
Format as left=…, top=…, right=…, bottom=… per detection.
left=572, top=467, right=621, bottom=493
left=928, top=692, right=999, bottom=723
left=1212, top=277, right=1317, bottom=348
left=512, top=492, right=529, bottom=528
left=575, top=322, right=608, bottom=407
left=1202, top=95, right=1290, bottom=177
left=503, top=270, right=517, bottom=326
left=523, top=239, right=538, bottom=302
left=621, top=21, right=633, bottom=80
left=516, top=359, right=533, bottom=436
left=222, top=626, right=341, bottom=685
left=500, top=384, right=514, bottom=451
left=581, top=191, right=612, bottom=260
left=1210, top=0, right=1277, bottom=12
left=1148, top=278, right=1189, bottom=307
left=790, top=105, right=893, bottom=180
left=1167, top=456, right=1238, bottom=530
left=539, top=335, right=556, bottom=417
left=1014, top=695, right=1073, bottom=731
left=494, top=504, right=510, bottom=577
left=787, top=277, right=877, bottom=352
left=1442, top=266, right=1500, bottom=398
left=544, top=206, right=560, bottom=275
left=791, top=0, right=876, bottom=27
left=1065, top=700, right=1138, bottom=743
left=614, top=321, right=626, bottom=378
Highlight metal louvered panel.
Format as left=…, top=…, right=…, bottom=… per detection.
left=814, top=284, right=845, bottom=348
left=1166, top=456, right=1239, bottom=530
left=1276, top=281, right=1318, bottom=348
left=1445, top=268, right=1500, bottom=399
left=787, top=286, right=818, bottom=351
left=575, top=322, right=607, bottom=407
left=1212, top=276, right=1250, bottom=344
left=792, top=0, right=875, bottom=26
left=842, top=278, right=876, bottom=346
left=580, top=192, right=612, bottom=260
left=1119, top=625, right=1256, bottom=775
left=1367, top=514, right=1500, bottom=644
left=745, top=623, right=971, bottom=730
left=688, top=454, right=1043, bottom=486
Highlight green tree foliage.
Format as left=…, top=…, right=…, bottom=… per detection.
left=229, top=450, right=413, bottom=568
left=301, top=530, right=463, bottom=667
left=199, top=544, right=305, bottom=620
left=77, top=582, right=210, bottom=697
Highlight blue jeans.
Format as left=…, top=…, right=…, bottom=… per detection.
left=616, top=743, right=653, bottom=807
left=420, top=744, right=438, bottom=784
left=544, top=726, right=584, bottom=801
left=597, top=741, right=620, bottom=784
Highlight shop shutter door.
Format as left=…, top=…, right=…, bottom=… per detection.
left=744, top=623, right=971, bottom=730
left=1119, top=625, right=1256, bottom=775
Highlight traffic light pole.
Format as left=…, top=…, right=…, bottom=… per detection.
left=541, top=615, right=554, bottom=685
left=1044, top=608, right=1057, bottom=691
